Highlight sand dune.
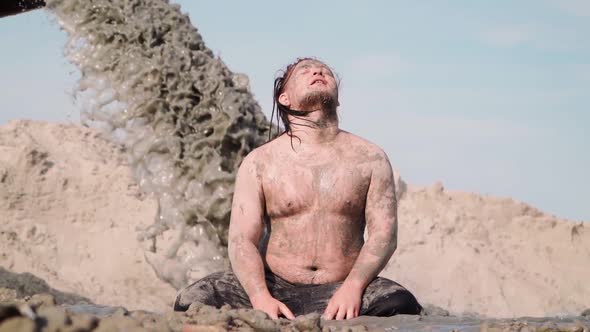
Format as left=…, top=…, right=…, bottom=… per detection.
left=386, top=183, right=589, bottom=317
left=0, top=120, right=588, bottom=317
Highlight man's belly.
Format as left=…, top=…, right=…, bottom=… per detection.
left=263, top=225, right=364, bottom=284
left=265, top=254, right=356, bottom=284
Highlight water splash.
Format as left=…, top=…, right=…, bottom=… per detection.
left=45, top=0, right=268, bottom=289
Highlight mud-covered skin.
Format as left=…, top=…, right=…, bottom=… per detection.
left=174, top=270, right=422, bottom=316
left=256, top=131, right=395, bottom=286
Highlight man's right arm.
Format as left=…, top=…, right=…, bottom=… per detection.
left=227, top=153, right=294, bottom=319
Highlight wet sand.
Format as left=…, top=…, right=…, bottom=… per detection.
left=2, top=268, right=590, bottom=332
left=1, top=283, right=589, bottom=332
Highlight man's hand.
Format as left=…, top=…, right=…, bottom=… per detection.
left=323, top=283, right=363, bottom=320
left=250, top=293, right=295, bottom=320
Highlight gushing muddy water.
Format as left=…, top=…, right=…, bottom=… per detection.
left=45, top=0, right=269, bottom=289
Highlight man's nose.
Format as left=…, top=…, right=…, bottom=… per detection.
left=312, top=68, right=324, bottom=76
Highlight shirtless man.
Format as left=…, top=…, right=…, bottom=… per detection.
left=175, top=58, right=422, bottom=320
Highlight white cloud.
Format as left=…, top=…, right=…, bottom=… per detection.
left=548, top=0, right=590, bottom=17
left=348, top=53, right=410, bottom=78
left=397, top=112, right=541, bottom=141
left=478, top=22, right=588, bottom=53
left=479, top=24, right=535, bottom=48
left=576, top=64, right=590, bottom=82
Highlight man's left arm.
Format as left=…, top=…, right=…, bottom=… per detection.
left=323, top=149, right=398, bottom=320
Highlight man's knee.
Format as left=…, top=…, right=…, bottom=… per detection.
left=174, top=271, right=226, bottom=311
left=365, top=289, right=422, bottom=316
left=362, top=278, right=422, bottom=316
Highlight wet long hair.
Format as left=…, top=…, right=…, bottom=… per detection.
left=269, top=57, right=340, bottom=144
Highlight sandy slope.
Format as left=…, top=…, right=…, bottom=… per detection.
left=0, top=120, right=588, bottom=317
left=385, top=184, right=590, bottom=317
left=0, top=120, right=176, bottom=312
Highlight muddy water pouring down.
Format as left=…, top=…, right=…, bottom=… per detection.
left=44, top=0, right=268, bottom=290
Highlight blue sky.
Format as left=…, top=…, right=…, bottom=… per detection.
left=0, top=1, right=588, bottom=221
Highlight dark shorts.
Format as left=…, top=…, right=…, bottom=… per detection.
left=174, top=270, right=422, bottom=317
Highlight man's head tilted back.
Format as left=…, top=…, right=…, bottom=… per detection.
left=271, top=58, right=340, bottom=135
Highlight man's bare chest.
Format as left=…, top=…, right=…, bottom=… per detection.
left=261, top=159, right=372, bottom=218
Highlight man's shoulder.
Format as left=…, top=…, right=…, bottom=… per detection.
left=340, top=131, right=388, bottom=158
left=240, top=136, right=280, bottom=165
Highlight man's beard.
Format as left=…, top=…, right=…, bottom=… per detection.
left=299, top=90, right=338, bottom=113
left=285, top=90, right=338, bottom=129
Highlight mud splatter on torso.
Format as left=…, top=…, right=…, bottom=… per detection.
left=255, top=131, right=386, bottom=284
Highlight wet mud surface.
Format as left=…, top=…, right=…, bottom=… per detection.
left=1, top=272, right=588, bottom=332
left=1, top=296, right=588, bottom=332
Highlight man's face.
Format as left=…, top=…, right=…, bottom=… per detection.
left=279, top=60, right=339, bottom=111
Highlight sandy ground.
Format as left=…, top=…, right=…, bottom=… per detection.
left=1, top=120, right=589, bottom=319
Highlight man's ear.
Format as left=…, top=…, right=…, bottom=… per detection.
left=278, top=92, right=290, bottom=107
